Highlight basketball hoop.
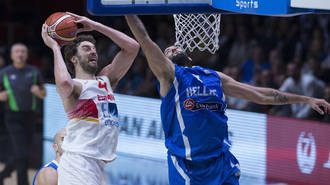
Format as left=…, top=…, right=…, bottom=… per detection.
left=173, top=14, right=221, bottom=54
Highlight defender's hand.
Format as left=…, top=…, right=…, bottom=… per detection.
left=308, top=98, right=330, bottom=115
left=66, top=12, right=96, bottom=33
left=41, top=24, right=60, bottom=50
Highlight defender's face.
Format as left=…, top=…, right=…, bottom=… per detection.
left=76, top=41, right=98, bottom=74
left=164, top=45, right=185, bottom=59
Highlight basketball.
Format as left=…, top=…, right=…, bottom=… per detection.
left=45, top=12, right=78, bottom=46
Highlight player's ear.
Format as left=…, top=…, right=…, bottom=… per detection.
left=53, top=143, right=58, bottom=152
left=71, top=56, right=78, bottom=65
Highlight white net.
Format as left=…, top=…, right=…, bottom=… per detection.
left=173, top=14, right=221, bottom=54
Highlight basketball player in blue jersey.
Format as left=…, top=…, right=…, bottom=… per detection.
left=32, top=129, right=66, bottom=185
left=125, top=15, right=330, bottom=185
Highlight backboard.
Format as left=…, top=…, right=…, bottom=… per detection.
left=87, top=0, right=330, bottom=16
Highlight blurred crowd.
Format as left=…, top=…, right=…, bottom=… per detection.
left=0, top=0, right=329, bottom=123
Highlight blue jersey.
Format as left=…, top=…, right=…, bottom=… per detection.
left=32, top=160, right=58, bottom=185
left=160, top=65, right=231, bottom=161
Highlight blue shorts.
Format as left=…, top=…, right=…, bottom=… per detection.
left=167, top=151, right=240, bottom=185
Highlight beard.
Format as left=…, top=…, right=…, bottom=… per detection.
left=78, top=55, right=98, bottom=75
left=169, top=52, right=192, bottom=67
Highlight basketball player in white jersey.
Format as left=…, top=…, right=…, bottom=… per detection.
left=32, top=128, right=66, bottom=185
left=41, top=12, right=139, bottom=185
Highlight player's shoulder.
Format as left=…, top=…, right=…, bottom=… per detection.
left=96, top=75, right=108, bottom=81
left=96, top=75, right=111, bottom=85
left=37, top=167, right=58, bottom=185
left=191, top=65, right=218, bottom=76
left=39, top=166, right=57, bottom=176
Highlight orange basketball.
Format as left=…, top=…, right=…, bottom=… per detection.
left=45, top=12, right=78, bottom=46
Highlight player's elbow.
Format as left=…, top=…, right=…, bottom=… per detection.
left=125, top=40, right=140, bottom=57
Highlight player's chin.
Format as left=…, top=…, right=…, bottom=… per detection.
left=88, top=61, right=98, bottom=68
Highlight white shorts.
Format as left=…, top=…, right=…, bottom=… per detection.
left=58, top=151, right=108, bottom=185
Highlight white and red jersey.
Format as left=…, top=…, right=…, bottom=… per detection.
left=61, top=76, right=119, bottom=162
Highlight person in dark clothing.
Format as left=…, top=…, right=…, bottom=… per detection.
left=0, top=43, right=46, bottom=185
left=0, top=55, right=8, bottom=163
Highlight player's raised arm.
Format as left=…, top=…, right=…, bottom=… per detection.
left=67, top=12, right=140, bottom=89
left=218, top=71, right=330, bottom=115
left=41, top=24, right=79, bottom=98
left=125, top=15, right=175, bottom=96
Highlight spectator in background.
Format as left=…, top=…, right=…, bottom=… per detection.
left=133, top=68, right=158, bottom=98
left=224, top=66, right=248, bottom=110
left=116, top=56, right=147, bottom=95
left=40, top=54, right=54, bottom=83
left=321, top=45, right=330, bottom=84
left=0, top=56, right=5, bottom=68
left=321, top=44, right=330, bottom=70
left=0, top=55, right=8, bottom=164
left=308, top=32, right=327, bottom=61
left=241, top=45, right=270, bottom=84
left=278, top=62, right=325, bottom=119
left=228, top=25, right=255, bottom=67
left=246, top=69, right=275, bottom=113
left=322, top=85, right=330, bottom=123
left=268, top=48, right=286, bottom=88
left=214, top=17, right=235, bottom=70
left=0, top=43, right=46, bottom=185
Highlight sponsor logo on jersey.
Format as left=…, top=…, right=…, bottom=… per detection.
left=97, top=94, right=115, bottom=101
left=296, top=132, right=316, bottom=174
left=104, top=118, right=119, bottom=127
left=183, top=99, right=194, bottom=110
left=186, top=86, right=218, bottom=97
left=183, top=99, right=223, bottom=111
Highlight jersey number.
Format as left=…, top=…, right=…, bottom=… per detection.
left=98, top=81, right=109, bottom=92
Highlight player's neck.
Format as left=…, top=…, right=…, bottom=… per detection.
left=55, top=154, right=60, bottom=164
left=75, top=72, right=96, bottom=80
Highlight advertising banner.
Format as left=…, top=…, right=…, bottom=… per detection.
left=267, top=116, right=330, bottom=185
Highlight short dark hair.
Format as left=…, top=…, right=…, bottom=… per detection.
left=63, top=34, right=96, bottom=75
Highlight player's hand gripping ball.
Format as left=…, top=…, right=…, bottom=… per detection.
left=45, top=12, right=78, bottom=46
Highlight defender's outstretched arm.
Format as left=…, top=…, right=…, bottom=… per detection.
left=219, top=72, right=330, bottom=115
left=125, top=15, right=174, bottom=97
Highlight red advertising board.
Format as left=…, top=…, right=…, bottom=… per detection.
left=267, top=116, right=330, bottom=185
